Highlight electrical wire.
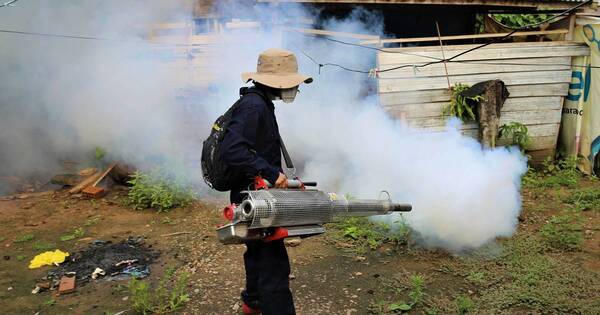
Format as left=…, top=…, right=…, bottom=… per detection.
left=0, top=0, right=19, bottom=8
left=299, top=0, right=593, bottom=74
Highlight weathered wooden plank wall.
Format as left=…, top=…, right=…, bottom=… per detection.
left=377, top=41, right=590, bottom=162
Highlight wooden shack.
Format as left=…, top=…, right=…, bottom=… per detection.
left=377, top=42, right=590, bottom=161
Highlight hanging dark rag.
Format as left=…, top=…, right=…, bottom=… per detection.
left=461, top=80, right=510, bottom=148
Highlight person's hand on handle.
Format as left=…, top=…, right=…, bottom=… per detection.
left=275, top=172, right=288, bottom=188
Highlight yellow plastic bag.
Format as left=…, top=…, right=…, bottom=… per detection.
left=28, top=250, right=70, bottom=269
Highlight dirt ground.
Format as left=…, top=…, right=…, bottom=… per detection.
left=0, top=180, right=599, bottom=315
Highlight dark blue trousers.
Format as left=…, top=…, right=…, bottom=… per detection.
left=241, top=239, right=295, bottom=315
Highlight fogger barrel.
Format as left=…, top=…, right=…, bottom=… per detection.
left=217, top=189, right=412, bottom=244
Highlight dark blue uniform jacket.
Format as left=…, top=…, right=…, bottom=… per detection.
left=221, top=87, right=282, bottom=203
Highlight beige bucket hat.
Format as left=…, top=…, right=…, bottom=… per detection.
left=242, top=48, right=313, bottom=89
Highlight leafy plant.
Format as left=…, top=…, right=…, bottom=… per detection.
left=84, top=216, right=101, bottom=226
left=13, top=233, right=35, bottom=243
left=128, top=268, right=190, bottom=315
left=539, top=214, right=583, bottom=251
left=385, top=275, right=426, bottom=313
left=455, top=295, right=474, bottom=314
left=491, top=14, right=551, bottom=29
left=443, top=83, right=484, bottom=122
left=499, top=122, right=530, bottom=151
left=127, top=169, right=195, bottom=212
left=60, top=227, right=85, bottom=242
left=16, top=255, right=26, bottom=261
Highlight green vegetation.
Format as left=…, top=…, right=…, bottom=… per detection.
left=330, top=216, right=409, bottom=254
left=455, top=295, right=474, bottom=314
left=369, top=274, right=429, bottom=314
left=491, top=14, right=550, bottom=29
left=32, top=241, right=56, bottom=251
left=84, top=216, right=101, bottom=226
left=443, top=83, right=484, bottom=122
left=539, top=214, right=583, bottom=251
left=13, top=233, right=35, bottom=243
left=499, top=122, right=530, bottom=151
left=42, top=299, right=56, bottom=307
left=459, top=235, right=600, bottom=314
left=523, top=156, right=580, bottom=188
left=128, top=268, right=190, bottom=315
left=128, top=169, right=195, bottom=212
left=16, top=255, right=26, bottom=261
left=94, top=146, right=106, bottom=162
left=60, top=227, right=85, bottom=242
left=564, top=188, right=600, bottom=211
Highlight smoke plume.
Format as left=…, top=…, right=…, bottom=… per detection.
left=0, top=1, right=527, bottom=252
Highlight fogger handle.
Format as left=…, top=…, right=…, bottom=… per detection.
left=262, top=179, right=317, bottom=189
left=392, top=203, right=412, bottom=212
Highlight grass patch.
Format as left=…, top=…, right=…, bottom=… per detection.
left=539, top=214, right=583, bottom=251
left=16, top=255, right=26, bottom=261
left=128, top=267, right=190, bottom=314
left=32, top=241, right=56, bottom=251
left=459, top=235, right=600, bottom=314
left=13, top=233, right=35, bottom=243
left=523, top=156, right=581, bottom=189
left=368, top=274, right=428, bottom=314
left=455, top=295, right=474, bottom=314
left=60, top=227, right=85, bottom=242
left=128, top=169, right=195, bottom=212
left=329, top=216, right=409, bottom=254
left=564, top=188, right=600, bottom=211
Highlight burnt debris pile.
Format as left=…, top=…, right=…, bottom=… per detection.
left=47, top=236, right=159, bottom=285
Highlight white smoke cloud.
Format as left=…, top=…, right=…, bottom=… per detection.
left=0, top=1, right=527, bottom=252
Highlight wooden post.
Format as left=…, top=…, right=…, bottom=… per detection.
left=566, top=13, right=577, bottom=41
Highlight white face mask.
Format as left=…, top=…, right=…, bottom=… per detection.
left=280, top=86, right=298, bottom=103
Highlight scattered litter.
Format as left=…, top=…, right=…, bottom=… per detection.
left=161, top=231, right=192, bottom=237
left=31, top=286, right=41, bottom=294
left=91, top=267, right=106, bottom=279
left=46, top=236, right=158, bottom=286
left=115, top=259, right=138, bottom=267
left=7, top=286, right=13, bottom=291
left=29, top=250, right=70, bottom=269
left=58, top=276, right=76, bottom=294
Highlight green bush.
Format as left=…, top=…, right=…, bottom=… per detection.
left=128, top=169, right=195, bottom=212
left=128, top=268, right=190, bottom=315
left=539, top=214, right=583, bottom=251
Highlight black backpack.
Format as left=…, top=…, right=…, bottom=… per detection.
left=201, top=95, right=245, bottom=191
left=201, top=90, right=295, bottom=191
